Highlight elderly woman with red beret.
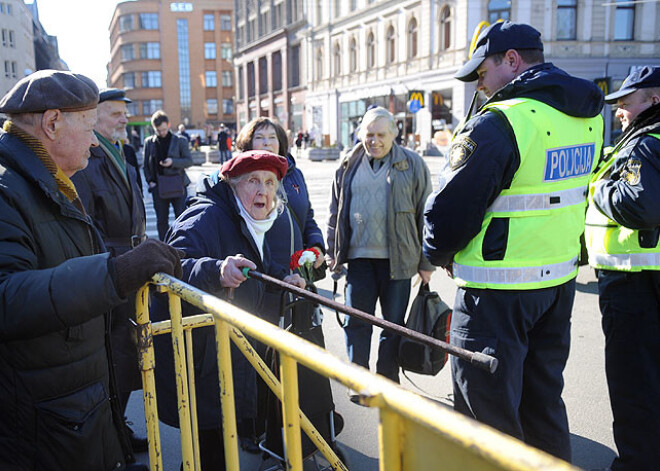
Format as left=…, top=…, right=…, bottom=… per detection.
left=153, top=150, right=305, bottom=471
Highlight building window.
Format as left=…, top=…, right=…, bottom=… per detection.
left=220, top=14, right=232, bottom=31
left=126, top=102, right=139, bottom=116
left=177, top=18, right=192, bottom=121
left=140, top=42, right=160, bottom=59
left=143, top=99, right=163, bottom=115
left=316, top=0, right=322, bottom=25
left=386, top=26, right=395, bottom=63
left=139, top=13, right=159, bottom=30
left=123, top=72, right=136, bottom=89
left=206, top=98, right=218, bottom=115
left=4, top=2, right=9, bottom=14
left=350, top=0, right=357, bottom=11
left=557, top=0, right=577, bottom=40
left=222, top=70, right=233, bottom=87
left=290, top=44, right=300, bottom=88
left=349, top=36, right=357, bottom=71
left=238, top=66, right=244, bottom=99
left=141, top=71, right=162, bottom=88
left=614, top=0, right=635, bottom=40
left=205, top=71, right=217, bottom=87
left=272, top=51, right=282, bottom=91
left=119, top=14, right=134, bottom=32
left=316, top=47, right=323, bottom=81
left=220, top=43, right=232, bottom=60
left=333, top=42, right=341, bottom=76
left=0, top=3, right=4, bottom=14
left=247, top=61, right=255, bottom=97
left=488, top=0, right=510, bottom=23
left=203, top=14, right=214, bottom=30
left=259, top=56, right=268, bottom=93
left=121, top=44, right=134, bottom=61
left=334, top=0, right=341, bottom=18
left=7, top=29, right=14, bottom=47
left=4, top=60, right=16, bottom=78
left=439, top=5, right=451, bottom=51
left=367, top=32, right=375, bottom=68
left=204, top=43, right=216, bottom=59
left=223, top=99, right=234, bottom=114
left=1, top=29, right=7, bottom=47
left=408, top=18, right=418, bottom=58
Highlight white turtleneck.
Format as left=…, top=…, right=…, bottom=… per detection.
left=235, top=195, right=278, bottom=260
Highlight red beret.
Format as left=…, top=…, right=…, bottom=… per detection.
left=220, top=150, right=288, bottom=181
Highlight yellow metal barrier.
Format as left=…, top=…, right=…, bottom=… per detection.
left=136, top=273, right=581, bottom=471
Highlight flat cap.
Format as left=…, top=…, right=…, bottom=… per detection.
left=605, top=66, right=660, bottom=103
left=456, top=21, right=543, bottom=82
left=220, top=150, right=288, bottom=181
left=0, top=69, right=99, bottom=114
left=99, top=88, right=132, bottom=103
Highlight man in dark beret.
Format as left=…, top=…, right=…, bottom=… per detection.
left=0, top=70, right=182, bottom=470
left=70, top=88, right=149, bottom=454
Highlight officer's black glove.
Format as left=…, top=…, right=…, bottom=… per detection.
left=112, top=239, right=184, bottom=297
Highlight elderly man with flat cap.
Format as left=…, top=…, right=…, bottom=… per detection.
left=70, top=88, right=149, bottom=453
left=585, top=66, right=660, bottom=471
left=0, top=70, right=182, bottom=470
left=423, top=21, right=604, bottom=460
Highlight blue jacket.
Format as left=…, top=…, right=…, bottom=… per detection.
left=423, top=63, right=604, bottom=267
left=153, top=176, right=285, bottom=429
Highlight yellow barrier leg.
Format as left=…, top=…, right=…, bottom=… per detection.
left=169, top=293, right=196, bottom=471
left=214, top=319, right=240, bottom=471
left=136, top=285, right=163, bottom=471
left=280, top=354, right=303, bottom=471
left=379, top=408, right=403, bottom=471
left=185, top=329, right=201, bottom=470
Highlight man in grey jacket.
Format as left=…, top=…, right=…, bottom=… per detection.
left=327, top=106, right=433, bottom=394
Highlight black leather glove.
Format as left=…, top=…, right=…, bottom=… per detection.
left=112, top=239, right=183, bottom=297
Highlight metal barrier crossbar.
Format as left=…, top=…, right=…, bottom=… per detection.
left=135, top=273, right=580, bottom=471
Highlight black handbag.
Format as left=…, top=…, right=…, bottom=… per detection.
left=157, top=173, right=186, bottom=199
left=398, top=284, right=452, bottom=376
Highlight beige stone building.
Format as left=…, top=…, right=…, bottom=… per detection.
left=0, top=0, right=35, bottom=97
left=236, top=0, right=660, bottom=150
left=108, top=0, right=235, bottom=138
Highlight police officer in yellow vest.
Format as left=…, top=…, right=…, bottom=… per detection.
left=585, top=66, right=660, bottom=471
left=423, top=21, right=604, bottom=461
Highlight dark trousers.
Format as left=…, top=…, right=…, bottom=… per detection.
left=450, top=281, right=574, bottom=461
left=179, top=428, right=225, bottom=471
left=152, top=191, right=186, bottom=240
left=598, top=270, right=660, bottom=471
left=344, top=258, right=411, bottom=382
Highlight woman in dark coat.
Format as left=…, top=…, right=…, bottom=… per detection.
left=153, top=150, right=305, bottom=471
left=234, top=118, right=326, bottom=451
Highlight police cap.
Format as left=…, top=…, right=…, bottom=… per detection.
left=605, top=66, right=660, bottom=104
left=99, top=88, right=132, bottom=103
left=455, top=21, right=543, bottom=83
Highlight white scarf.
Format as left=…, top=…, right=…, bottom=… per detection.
left=235, top=195, right=278, bottom=260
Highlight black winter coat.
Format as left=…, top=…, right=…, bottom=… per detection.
left=153, top=177, right=285, bottom=429
left=0, top=130, right=130, bottom=470
left=71, top=141, right=147, bottom=394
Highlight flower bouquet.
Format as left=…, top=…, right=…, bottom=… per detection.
left=289, top=247, right=322, bottom=286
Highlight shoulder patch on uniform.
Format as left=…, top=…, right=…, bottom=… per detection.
left=622, top=159, right=641, bottom=185
left=449, top=136, right=477, bottom=170
left=393, top=159, right=409, bottom=172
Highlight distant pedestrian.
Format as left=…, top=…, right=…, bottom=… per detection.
left=143, top=110, right=193, bottom=240
left=218, top=123, right=230, bottom=163
left=177, top=123, right=191, bottom=143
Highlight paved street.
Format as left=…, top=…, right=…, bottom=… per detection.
left=127, top=152, right=617, bottom=470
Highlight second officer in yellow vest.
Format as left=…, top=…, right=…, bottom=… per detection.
left=423, top=21, right=604, bottom=461
left=585, top=66, right=660, bottom=471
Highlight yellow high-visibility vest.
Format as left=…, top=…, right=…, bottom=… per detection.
left=585, top=133, right=660, bottom=271
left=453, top=98, right=604, bottom=289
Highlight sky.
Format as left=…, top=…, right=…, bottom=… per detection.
left=27, top=0, right=127, bottom=87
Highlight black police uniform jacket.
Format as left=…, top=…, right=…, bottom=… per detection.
left=71, top=142, right=147, bottom=394
left=423, top=63, right=605, bottom=266
left=152, top=176, right=287, bottom=430
left=0, top=131, right=131, bottom=470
